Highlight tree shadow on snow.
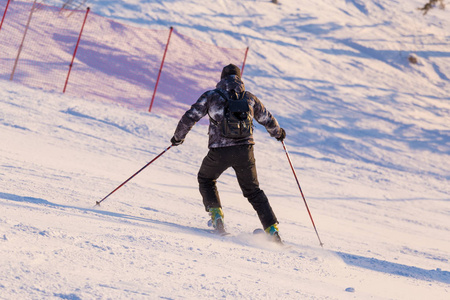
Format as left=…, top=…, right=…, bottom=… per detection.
left=336, top=251, right=450, bottom=284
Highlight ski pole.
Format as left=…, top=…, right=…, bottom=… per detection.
left=95, top=145, right=172, bottom=206
left=281, top=140, right=324, bottom=247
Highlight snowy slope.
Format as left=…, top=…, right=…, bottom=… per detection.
left=1, top=0, right=449, bottom=299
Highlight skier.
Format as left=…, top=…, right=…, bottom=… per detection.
left=170, top=64, right=286, bottom=242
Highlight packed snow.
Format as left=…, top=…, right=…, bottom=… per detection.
left=1, top=0, right=449, bottom=299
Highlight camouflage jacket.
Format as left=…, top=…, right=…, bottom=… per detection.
left=173, top=75, right=283, bottom=148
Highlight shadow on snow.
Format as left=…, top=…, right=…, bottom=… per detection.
left=336, top=251, right=450, bottom=284
left=0, top=192, right=211, bottom=238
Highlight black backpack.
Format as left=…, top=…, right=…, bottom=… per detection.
left=213, top=89, right=253, bottom=139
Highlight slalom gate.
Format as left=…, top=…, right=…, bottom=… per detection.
left=0, top=1, right=248, bottom=118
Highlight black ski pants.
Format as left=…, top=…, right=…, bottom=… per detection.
left=197, top=144, right=278, bottom=229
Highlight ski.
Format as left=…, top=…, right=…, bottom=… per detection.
left=213, top=229, right=230, bottom=236
left=206, top=222, right=285, bottom=245
left=207, top=218, right=229, bottom=236
left=253, top=228, right=284, bottom=245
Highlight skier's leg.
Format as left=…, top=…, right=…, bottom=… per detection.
left=198, top=148, right=229, bottom=211
left=232, top=145, right=278, bottom=229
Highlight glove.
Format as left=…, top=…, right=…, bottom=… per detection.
left=171, top=136, right=184, bottom=146
left=276, top=128, right=286, bottom=142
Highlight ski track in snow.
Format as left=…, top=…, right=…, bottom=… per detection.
left=1, top=0, right=450, bottom=299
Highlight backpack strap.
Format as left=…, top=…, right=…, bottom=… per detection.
left=208, top=89, right=228, bottom=125
left=215, top=89, right=246, bottom=101
left=215, top=89, right=229, bottom=101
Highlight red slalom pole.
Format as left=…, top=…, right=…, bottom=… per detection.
left=0, top=0, right=12, bottom=32
left=64, top=7, right=90, bottom=93
left=10, top=0, right=37, bottom=81
left=281, top=140, right=324, bottom=247
left=149, top=26, right=173, bottom=112
left=241, top=47, right=249, bottom=77
left=95, top=145, right=172, bottom=206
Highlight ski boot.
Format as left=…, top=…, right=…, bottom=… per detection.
left=265, top=223, right=283, bottom=244
left=209, top=207, right=226, bottom=235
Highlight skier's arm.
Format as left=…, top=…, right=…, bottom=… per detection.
left=172, top=92, right=210, bottom=143
left=252, top=94, right=284, bottom=139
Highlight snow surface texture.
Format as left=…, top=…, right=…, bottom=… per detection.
left=1, top=0, right=449, bottom=299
